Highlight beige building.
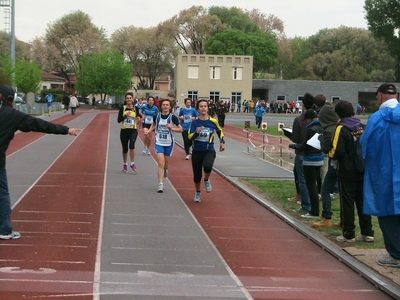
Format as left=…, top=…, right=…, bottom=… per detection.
left=175, top=54, right=253, bottom=109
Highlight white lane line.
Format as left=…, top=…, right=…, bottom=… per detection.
left=93, top=114, right=110, bottom=300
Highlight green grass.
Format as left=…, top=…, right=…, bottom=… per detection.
left=243, top=178, right=384, bottom=249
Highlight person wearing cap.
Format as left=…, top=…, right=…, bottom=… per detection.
left=215, top=100, right=228, bottom=128
left=0, top=85, right=80, bottom=240
left=360, top=83, right=400, bottom=267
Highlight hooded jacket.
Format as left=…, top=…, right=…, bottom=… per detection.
left=329, top=116, right=364, bottom=181
left=318, top=104, right=338, bottom=154
left=360, top=100, right=400, bottom=217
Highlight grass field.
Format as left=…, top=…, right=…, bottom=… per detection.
left=243, top=178, right=384, bottom=250
left=236, top=117, right=384, bottom=250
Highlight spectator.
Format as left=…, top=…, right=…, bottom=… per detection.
left=289, top=93, right=315, bottom=214
left=63, top=94, right=70, bottom=113
left=45, top=93, right=54, bottom=116
left=361, top=83, right=400, bottom=266
left=70, top=94, right=79, bottom=115
left=215, top=100, right=228, bottom=128
left=313, top=103, right=339, bottom=228
left=254, top=100, right=266, bottom=129
left=329, top=100, right=374, bottom=243
left=0, top=85, right=80, bottom=240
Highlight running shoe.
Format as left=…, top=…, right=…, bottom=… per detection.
left=146, top=149, right=151, bottom=155
left=336, top=235, right=356, bottom=243
left=355, top=235, right=375, bottom=242
left=123, top=164, right=128, bottom=173
left=204, top=180, right=212, bottom=193
left=301, top=213, right=319, bottom=219
left=131, top=163, right=138, bottom=172
left=185, top=155, right=190, bottom=160
left=378, top=254, right=400, bottom=268
left=142, top=148, right=147, bottom=154
left=194, top=192, right=201, bottom=202
left=163, top=169, right=168, bottom=178
left=157, top=183, right=164, bottom=193
left=0, top=231, right=21, bottom=240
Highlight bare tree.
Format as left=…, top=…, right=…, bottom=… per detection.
left=159, top=6, right=223, bottom=54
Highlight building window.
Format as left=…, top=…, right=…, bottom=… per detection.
left=208, top=57, right=214, bottom=63
left=276, top=95, right=286, bottom=101
left=210, top=91, right=220, bottom=102
left=188, top=91, right=198, bottom=101
left=188, top=66, right=199, bottom=79
left=210, top=66, right=221, bottom=79
left=297, top=95, right=303, bottom=101
left=182, top=56, right=188, bottom=62
left=331, top=96, right=341, bottom=102
left=190, top=56, right=197, bottom=62
left=231, top=92, right=242, bottom=109
left=217, top=57, right=223, bottom=63
left=226, top=57, right=232, bottom=63
left=235, top=57, right=241, bottom=64
left=233, top=67, right=243, bottom=80
left=244, top=57, right=250, bottom=64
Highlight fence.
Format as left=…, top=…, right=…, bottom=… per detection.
left=244, top=129, right=295, bottom=170
left=13, top=103, right=64, bottom=115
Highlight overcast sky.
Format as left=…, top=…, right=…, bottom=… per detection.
left=1, top=0, right=368, bottom=42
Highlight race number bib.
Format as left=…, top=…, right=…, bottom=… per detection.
left=183, top=114, right=192, bottom=123
left=145, top=115, right=153, bottom=124
left=197, top=127, right=211, bottom=142
left=124, top=116, right=134, bottom=127
left=157, top=128, right=172, bottom=145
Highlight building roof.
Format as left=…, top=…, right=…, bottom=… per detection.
left=41, top=72, right=66, bottom=82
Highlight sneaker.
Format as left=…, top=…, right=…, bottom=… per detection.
left=194, top=191, right=201, bottom=202
left=142, top=148, right=147, bottom=154
left=378, top=254, right=400, bottom=268
left=146, top=149, right=151, bottom=155
left=131, top=163, right=138, bottom=172
left=123, top=164, right=128, bottom=173
left=293, top=207, right=308, bottom=213
left=0, top=231, right=21, bottom=240
left=204, top=180, right=212, bottom=193
left=356, top=235, right=375, bottom=242
left=185, top=155, right=190, bottom=160
left=312, top=218, right=332, bottom=228
left=287, top=195, right=300, bottom=202
left=336, top=235, right=356, bottom=243
left=301, top=213, right=319, bottom=219
left=157, top=183, right=164, bottom=193
left=163, top=169, right=168, bottom=178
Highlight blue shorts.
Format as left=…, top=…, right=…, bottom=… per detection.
left=47, top=102, right=53, bottom=107
left=155, top=143, right=174, bottom=157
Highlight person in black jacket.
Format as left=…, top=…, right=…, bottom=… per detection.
left=215, top=100, right=228, bottom=128
left=329, top=100, right=374, bottom=243
left=0, top=85, right=80, bottom=240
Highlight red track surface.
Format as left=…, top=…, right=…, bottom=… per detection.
left=0, top=111, right=391, bottom=299
left=0, top=112, right=109, bottom=299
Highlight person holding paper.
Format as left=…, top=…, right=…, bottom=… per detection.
left=290, top=109, right=324, bottom=218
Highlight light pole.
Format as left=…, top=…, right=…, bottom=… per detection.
left=0, top=0, right=15, bottom=81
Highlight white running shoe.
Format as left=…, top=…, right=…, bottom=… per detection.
left=194, top=192, right=201, bottom=202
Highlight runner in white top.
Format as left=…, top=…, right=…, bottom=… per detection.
left=145, top=99, right=182, bottom=192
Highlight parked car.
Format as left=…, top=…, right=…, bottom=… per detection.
left=77, top=95, right=89, bottom=104
left=14, top=96, right=25, bottom=104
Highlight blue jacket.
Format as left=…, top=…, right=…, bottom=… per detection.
left=254, top=105, right=266, bottom=117
left=360, top=102, right=400, bottom=217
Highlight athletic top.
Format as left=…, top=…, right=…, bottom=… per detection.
left=188, top=117, right=225, bottom=151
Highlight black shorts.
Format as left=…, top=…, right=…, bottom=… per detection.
left=142, top=123, right=152, bottom=129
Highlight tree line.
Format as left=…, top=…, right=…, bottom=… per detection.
left=0, top=3, right=399, bottom=99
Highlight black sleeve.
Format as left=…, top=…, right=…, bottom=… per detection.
left=17, top=112, right=69, bottom=135
left=117, top=107, right=125, bottom=123
left=171, top=115, right=180, bottom=126
left=135, top=107, right=142, bottom=118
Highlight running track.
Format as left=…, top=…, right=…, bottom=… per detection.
left=0, top=109, right=393, bottom=299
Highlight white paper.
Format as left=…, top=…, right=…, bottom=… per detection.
left=282, top=128, right=292, bottom=133
left=306, top=133, right=321, bottom=150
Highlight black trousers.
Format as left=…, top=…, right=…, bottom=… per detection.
left=191, top=150, right=216, bottom=183
left=339, top=179, right=374, bottom=239
left=182, top=130, right=192, bottom=155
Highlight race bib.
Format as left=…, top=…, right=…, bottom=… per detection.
left=124, top=116, right=134, bottom=127
left=145, top=115, right=153, bottom=124
left=197, top=127, right=211, bottom=142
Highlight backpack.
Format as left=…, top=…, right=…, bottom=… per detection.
left=351, top=130, right=365, bottom=173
